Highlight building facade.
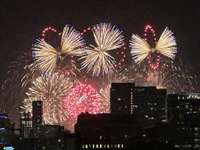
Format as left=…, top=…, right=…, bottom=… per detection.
left=168, top=93, right=200, bottom=149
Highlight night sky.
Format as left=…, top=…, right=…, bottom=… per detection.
left=0, top=0, right=200, bottom=81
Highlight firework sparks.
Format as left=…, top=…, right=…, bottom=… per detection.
left=130, top=34, right=151, bottom=64
left=156, top=27, right=177, bottom=59
left=22, top=72, right=73, bottom=125
left=130, top=26, right=177, bottom=64
left=32, top=25, right=85, bottom=73
left=99, top=84, right=110, bottom=113
left=80, top=23, right=124, bottom=76
left=64, top=82, right=101, bottom=131
left=116, top=58, right=198, bottom=94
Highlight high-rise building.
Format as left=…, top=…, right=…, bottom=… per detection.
left=32, top=101, right=43, bottom=137
left=168, top=93, right=200, bottom=149
left=110, top=83, right=167, bottom=123
left=75, top=113, right=174, bottom=150
left=110, top=83, right=135, bottom=114
left=20, top=112, right=32, bottom=138
left=34, top=125, right=65, bottom=150
left=132, top=87, right=167, bottom=123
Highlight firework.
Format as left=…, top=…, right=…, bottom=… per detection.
left=80, top=26, right=127, bottom=70
left=99, top=84, right=110, bottom=113
left=116, top=58, right=198, bottom=94
left=32, top=25, right=85, bottom=73
left=130, top=34, right=151, bottom=64
left=80, top=23, right=124, bottom=76
left=0, top=52, right=34, bottom=126
left=64, top=82, right=101, bottom=131
left=156, top=27, right=177, bottom=59
left=22, top=72, right=73, bottom=125
left=130, top=25, right=177, bottom=69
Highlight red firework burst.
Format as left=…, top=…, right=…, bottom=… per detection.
left=64, top=82, right=101, bottom=121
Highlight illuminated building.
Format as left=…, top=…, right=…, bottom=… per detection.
left=75, top=113, right=175, bottom=150
left=0, top=113, right=16, bottom=148
left=168, top=93, right=200, bottom=149
left=32, top=101, right=43, bottom=138
left=75, top=113, right=143, bottom=150
left=33, top=125, right=65, bottom=150
left=133, top=86, right=167, bottom=123
left=110, top=83, right=167, bottom=123
left=110, top=83, right=135, bottom=114
left=20, top=112, right=32, bottom=138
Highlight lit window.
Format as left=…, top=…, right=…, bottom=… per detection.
left=58, top=139, right=61, bottom=143
left=107, top=144, right=110, bottom=148
left=117, top=98, right=122, bottom=101
left=85, top=144, right=88, bottom=149
left=99, top=136, right=103, bottom=140
left=175, top=144, right=180, bottom=148
left=194, top=139, right=200, bottom=142
left=142, top=134, right=146, bottom=137
left=3, top=147, right=14, bottom=150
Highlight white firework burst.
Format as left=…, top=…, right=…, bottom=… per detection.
left=155, top=27, right=177, bottom=59
left=32, top=25, right=85, bottom=73
left=21, top=72, right=74, bottom=125
left=130, top=34, right=151, bottom=64
left=80, top=23, right=124, bottom=76
left=130, top=27, right=177, bottom=64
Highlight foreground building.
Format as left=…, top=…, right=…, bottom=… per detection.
left=75, top=113, right=174, bottom=150
left=110, top=83, right=167, bottom=124
left=168, top=93, right=200, bottom=149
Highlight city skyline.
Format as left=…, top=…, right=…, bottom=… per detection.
left=0, top=1, right=200, bottom=149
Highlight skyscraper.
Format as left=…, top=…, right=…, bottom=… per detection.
left=110, top=83, right=167, bottom=123
left=110, top=83, right=135, bottom=114
left=132, top=87, right=167, bottom=123
left=32, top=101, right=43, bottom=137
left=168, top=93, right=200, bottom=149
left=20, top=112, right=32, bottom=138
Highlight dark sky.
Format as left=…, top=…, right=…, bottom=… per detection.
left=0, top=0, right=200, bottom=81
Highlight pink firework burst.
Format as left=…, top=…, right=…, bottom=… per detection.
left=64, top=82, right=101, bottom=131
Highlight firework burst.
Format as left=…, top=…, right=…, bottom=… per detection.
left=80, top=23, right=124, bottom=76
left=32, top=25, right=85, bottom=73
left=64, top=82, right=101, bottom=131
left=22, top=72, right=74, bottom=125
left=130, top=26, right=177, bottom=65
left=99, top=84, right=110, bottom=113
